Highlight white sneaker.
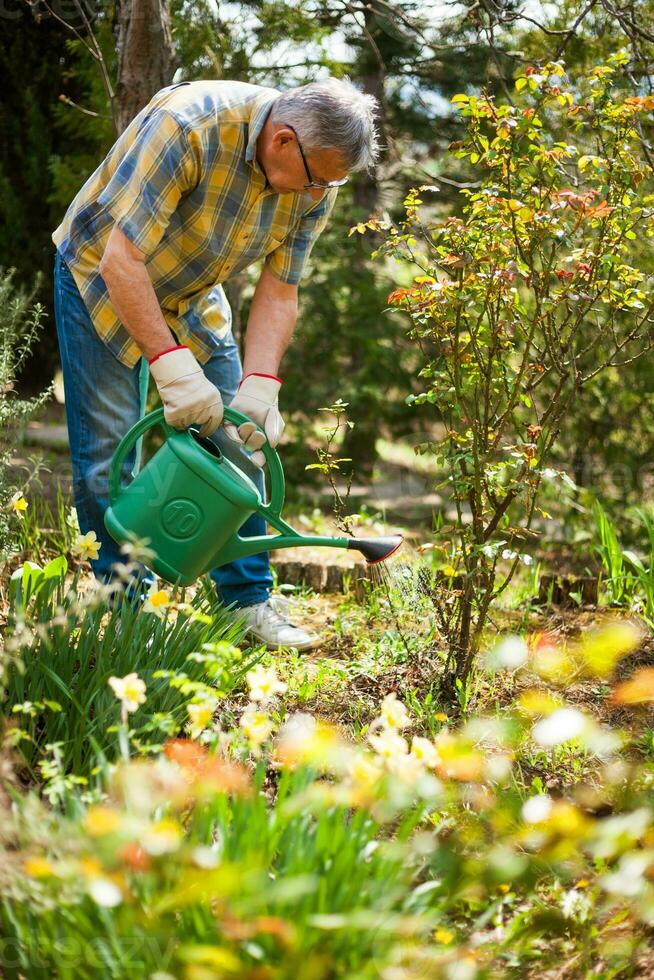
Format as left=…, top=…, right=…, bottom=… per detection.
left=238, top=596, right=320, bottom=651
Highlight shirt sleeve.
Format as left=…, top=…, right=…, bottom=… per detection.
left=97, top=109, right=200, bottom=257
left=265, top=189, right=338, bottom=285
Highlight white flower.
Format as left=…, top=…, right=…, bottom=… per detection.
left=601, top=853, right=650, bottom=897
left=410, top=737, right=439, bottom=768
left=532, top=707, right=587, bottom=746
left=388, top=750, right=426, bottom=784
left=542, top=468, right=558, bottom=479
left=521, top=554, right=533, bottom=566
left=561, top=888, right=591, bottom=920
left=88, top=878, right=122, bottom=907
left=380, top=692, right=412, bottom=730
left=522, top=794, right=553, bottom=824
left=192, top=845, right=220, bottom=869
left=108, top=672, right=147, bottom=713
left=240, top=704, right=275, bottom=746
left=501, top=548, right=517, bottom=560
left=368, top=727, right=409, bottom=760
left=72, top=530, right=101, bottom=561
left=246, top=665, right=287, bottom=703
left=492, top=636, right=528, bottom=670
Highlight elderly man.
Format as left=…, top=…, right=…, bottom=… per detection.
left=52, top=77, right=378, bottom=650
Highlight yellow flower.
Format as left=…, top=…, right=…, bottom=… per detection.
left=435, top=712, right=448, bottom=723
left=142, top=818, right=182, bottom=856
left=142, top=587, right=171, bottom=617
left=240, top=704, right=275, bottom=747
left=10, top=491, right=28, bottom=518
left=346, top=751, right=384, bottom=804
left=84, top=806, right=121, bottom=837
left=79, top=857, right=103, bottom=878
left=410, top=736, right=439, bottom=768
left=380, top=692, right=412, bottom=730
left=434, top=927, right=454, bottom=944
left=23, top=856, right=54, bottom=878
left=72, top=530, right=101, bottom=561
left=187, top=699, right=216, bottom=733
left=108, top=672, right=147, bottom=713
left=246, top=665, right=287, bottom=703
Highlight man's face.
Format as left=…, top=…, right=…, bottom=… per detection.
left=262, top=126, right=349, bottom=200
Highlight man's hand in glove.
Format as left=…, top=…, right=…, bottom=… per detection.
left=224, top=373, right=284, bottom=468
left=149, top=346, right=223, bottom=437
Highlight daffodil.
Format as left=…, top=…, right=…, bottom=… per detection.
left=388, top=750, right=426, bottom=784
left=84, top=806, right=121, bottom=837
left=368, top=727, right=409, bottom=761
left=141, top=818, right=182, bottom=856
left=410, top=736, right=439, bottom=768
left=187, top=699, right=217, bottom=735
left=108, top=672, right=147, bottom=713
left=380, top=692, right=412, bottom=730
left=246, top=665, right=287, bottom=703
left=10, top=491, right=28, bottom=518
left=142, top=587, right=171, bottom=617
left=72, top=530, right=101, bottom=561
left=346, top=751, right=384, bottom=804
left=240, top=704, right=275, bottom=747
left=23, top=856, right=54, bottom=878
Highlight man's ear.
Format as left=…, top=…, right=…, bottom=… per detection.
left=273, top=126, right=296, bottom=148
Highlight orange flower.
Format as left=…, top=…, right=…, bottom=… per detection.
left=119, top=843, right=151, bottom=872
left=612, top=667, right=654, bottom=705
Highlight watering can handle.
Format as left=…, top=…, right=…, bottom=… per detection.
left=108, top=407, right=286, bottom=519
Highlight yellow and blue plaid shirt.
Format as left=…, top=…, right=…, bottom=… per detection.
left=52, top=80, right=337, bottom=367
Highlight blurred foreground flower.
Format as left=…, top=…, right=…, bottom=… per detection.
left=380, top=692, right=412, bottom=730
left=10, top=491, right=28, bottom=518
left=612, top=667, right=654, bottom=705
left=532, top=707, right=587, bottom=746
left=72, top=530, right=101, bottom=561
left=240, top=705, right=275, bottom=748
left=187, top=699, right=217, bottom=737
left=276, top=714, right=346, bottom=771
left=246, top=665, right=287, bottom=703
left=109, top=673, right=147, bottom=713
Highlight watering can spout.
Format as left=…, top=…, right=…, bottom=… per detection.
left=347, top=535, right=404, bottom=564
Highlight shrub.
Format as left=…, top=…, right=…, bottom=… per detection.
left=368, top=53, right=654, bottom=683
left=0, top=268, right=50, bottom=572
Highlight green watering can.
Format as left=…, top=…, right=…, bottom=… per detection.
left=104, top=407, right=403, bottom=587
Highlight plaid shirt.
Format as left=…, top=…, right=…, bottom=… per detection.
left=52, top=81, right=337, bottom=367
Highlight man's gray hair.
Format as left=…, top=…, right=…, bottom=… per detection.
left=271, top=78, right=380, bottom=173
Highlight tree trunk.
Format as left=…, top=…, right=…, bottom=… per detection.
left=340, top=7, right=387, bottom=479
left=115, top=0, right=177, bottom=134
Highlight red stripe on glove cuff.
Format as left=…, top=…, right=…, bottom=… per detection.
left=240, top=372, right=283, bottom=386
left=148, top=345, right=188, bottom=365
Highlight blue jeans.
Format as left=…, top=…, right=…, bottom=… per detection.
left=53, top=248, right=272, bottom=608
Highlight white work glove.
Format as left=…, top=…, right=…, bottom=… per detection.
left=224, top=373, right=284, bottom=468
left=149, top=346, right=223, bottom=437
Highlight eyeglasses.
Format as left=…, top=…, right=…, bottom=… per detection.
left=284, top=123, right=349, bottom=190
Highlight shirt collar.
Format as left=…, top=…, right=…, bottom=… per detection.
left=245, top=89, right=280, bottom=175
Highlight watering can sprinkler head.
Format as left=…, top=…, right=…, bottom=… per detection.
left=347, top=535, right=404, bottom=564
